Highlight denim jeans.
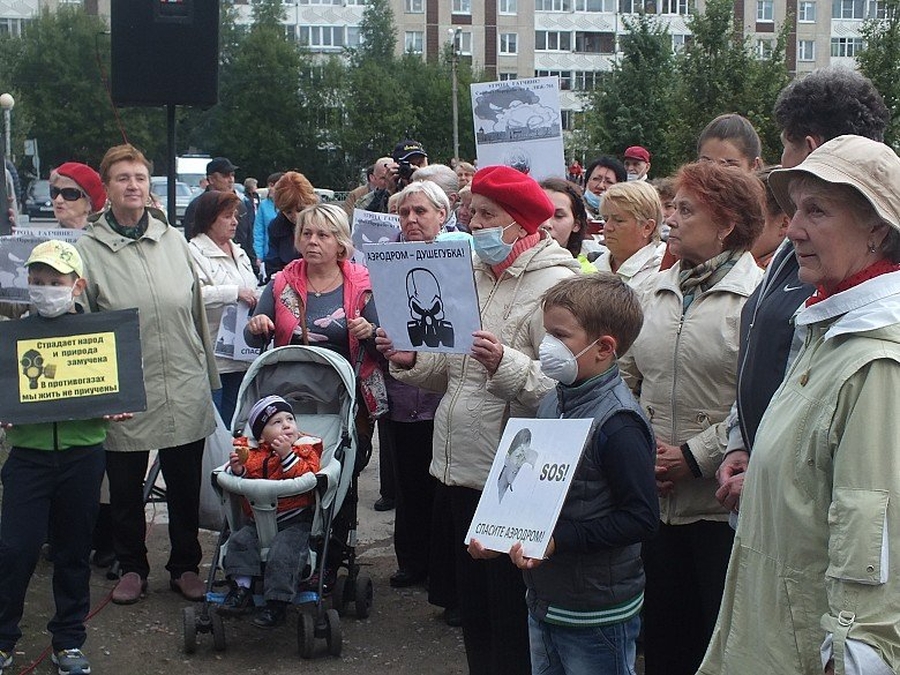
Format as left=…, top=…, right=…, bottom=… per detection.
left=528, top=613, right=640, bottom=675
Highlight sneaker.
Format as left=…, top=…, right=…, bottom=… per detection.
left=111, top=572, right=147, bottom=605
left=51, top=648, right=91, bottom=675
left=219, top=585, right=253, bottom=615
left=0, top=649, right=13, bottom=675
left=252, top=601, right=287, bottom=629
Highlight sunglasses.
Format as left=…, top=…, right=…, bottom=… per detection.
left=50, top=186, right=87, bottom=202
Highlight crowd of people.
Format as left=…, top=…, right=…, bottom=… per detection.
left=1, top=64, right=899, bottom=675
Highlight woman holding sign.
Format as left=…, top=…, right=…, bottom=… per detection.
left=75, top=144, right=219, bottom=606
left=377, top=165, right=580, bottom=675
left=188, top=190, right=260, bottom=426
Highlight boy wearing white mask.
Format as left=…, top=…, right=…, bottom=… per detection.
left=511, top=273, right=658, bottom=675
left=0, top=240, right=130, bottom=675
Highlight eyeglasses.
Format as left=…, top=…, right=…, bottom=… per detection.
left=50, top=186, right=87, bottom=202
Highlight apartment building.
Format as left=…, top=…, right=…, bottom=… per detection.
left=0, top=0, right=880, bottom=123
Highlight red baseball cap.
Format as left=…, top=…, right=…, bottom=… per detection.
left=624, top=146, right=651, bottom=163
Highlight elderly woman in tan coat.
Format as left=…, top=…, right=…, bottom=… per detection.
left=620, top=161, right=764, bottom=675
left=76, top=144, right=218, bottom=606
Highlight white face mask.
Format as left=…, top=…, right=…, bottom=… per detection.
left=538, top=334, right=599, bottom=385
left=626, top=172, right=640, bottom=181
left=29, top=285, right=75, bottom=318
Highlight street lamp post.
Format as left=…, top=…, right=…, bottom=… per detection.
left=448, top=28, right=461, bottom=163
left=0, top=93, right=14, bottom=235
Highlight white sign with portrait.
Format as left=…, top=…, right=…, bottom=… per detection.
left=351, top=209, right=401, bottom=266
left=214, top=302, right=259, bottom=362
left=465, top=417, right=593, bottom=559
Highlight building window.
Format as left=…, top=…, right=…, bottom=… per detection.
left=405, top=0, right=424, bottom=11
left=659, top=0, right=691, bottom=13
left=499, top=32, right=518, bottom=54
left=831, top=36, right=864, bottom=55
left=798, top=1, right=816, bottom=20
left=575, top=31, right=616, bottom=53
left=536, top=0, right=572, bottom=10
left=576, top=0, right=617, bottom=9
left=672, top=33, right=691, bottom=51
left=500, top=0, right=518, bottom=13
left=561, top=110, right=576, bottom=131
left=756, top=0, right=774, bottom=19
left=535, top=69, right=573, bottom=89
left=347, top=26, right=361, bottom=47
left=756, top=38, right=773, bottom=57
left=345, top=0, right=367, bottom=4
left=797, top=39, right=816, bottom=60
left=453, top=0, right=472, bottom=13
left=499, top=72, right=518, bottom=80
left=832, top=0, right=865, bottom=18
left=458, top=30, right=473, bottom=55
left=297, top=0, right=342, bottom=4
left=298, top=25, right=346, bottom=49
left=573, top=70, right=604, bottom=89
left=0, top=18, right=27, bottom=37
left=405, top=30, right=424, bottom=53
left=867, top=0, right=888, bottom=17
left=535, top=30, right=572, bottom=50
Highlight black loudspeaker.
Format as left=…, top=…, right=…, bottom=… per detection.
left=111, top=0, right=219, bottom=107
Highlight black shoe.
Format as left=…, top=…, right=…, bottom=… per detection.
left=443, top=607, right=462, bottom=627
left=219, top=585, right=253, bottom=615
left=252, top=601, right=287, bottom=629
left=91, top=549, right=116, bottom=569
left=390, top=570, right=426, bottom=588
left=374, top=497, right=395, bottom=512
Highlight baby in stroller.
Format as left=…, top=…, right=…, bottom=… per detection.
left=219, top=395, right=323, bottom=628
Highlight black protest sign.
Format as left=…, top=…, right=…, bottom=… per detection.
left=0, top=308, right=146, bottom=424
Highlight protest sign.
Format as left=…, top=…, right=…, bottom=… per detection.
left=0, top=308, right=147, bottom=424
left=0, top=232, right=85, bottom=303
left=214, top=302, right=259, bottom=362
left=364, top=240, right=480, bottom=354
left=471, top=76, right=566, bottom=181
left=465, top=417, right=594, bottom=559
left=14, top=227, right=84, bottom=243
left=351, top=209, right=401, bottom=265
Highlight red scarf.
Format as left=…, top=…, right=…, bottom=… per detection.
left=490, top=232, right=542, bottom=277
left=805, top=259, right=900, bottom=306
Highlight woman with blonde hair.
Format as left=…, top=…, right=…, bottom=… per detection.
left=263, top=171, right=318, bottom=277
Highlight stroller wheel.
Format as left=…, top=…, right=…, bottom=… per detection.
left=182, top=606, right=197, bottom=654
left=210, top=609, right=227, bottom=652
left=354, top=575, right=374, bottom=619
left=297, top=611, right=315, bottom=659
left=325, top=608, right=342, bottom=656
left=331, top=575, right=349, bottom=616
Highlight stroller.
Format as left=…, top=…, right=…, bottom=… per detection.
left=182, top=345, right=374, bottom=658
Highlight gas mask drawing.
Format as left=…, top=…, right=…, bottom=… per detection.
left=498, top=428, right=538, bottom=503
left=406, top=268, right=454, bottom=348
left=20, top=349, right=56, bottom=389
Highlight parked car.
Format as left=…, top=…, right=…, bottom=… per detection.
left=150, top=177, right=193, bottom=225
left=25, top=179, right=54, bottom=220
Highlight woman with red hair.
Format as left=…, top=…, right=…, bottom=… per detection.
left=620, top=162, right=765, bottom=675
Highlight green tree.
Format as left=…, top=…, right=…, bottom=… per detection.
left=858, top=0, right=900, bottom=148
left=0, top=7, right=166, bottom=175
left=671, top=0, right=790, bottom=165
left=581, top=13, right=678, bottom=175
left=351, top=0, right=397, bottom=64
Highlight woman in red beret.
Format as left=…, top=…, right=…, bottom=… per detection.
left=50, top=163, right=106, bottom=229
left=377, top=164, right=580, bottom=675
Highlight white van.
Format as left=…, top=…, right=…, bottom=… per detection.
left=176, top=155, right=211, bottom=194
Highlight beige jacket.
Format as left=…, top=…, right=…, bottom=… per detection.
left=76, top=211, right=218, bottom=452
left=392, top=237, right=580, bottom=490
left=700, top=273, right=900, bottom=675
left=621, top=251, right=762, bottom=524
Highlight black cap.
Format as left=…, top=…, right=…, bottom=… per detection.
left=392, top=140, right=427, bottom=162
left=207, top=157, right=238, bottom=175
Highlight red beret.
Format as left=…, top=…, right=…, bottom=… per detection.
left=55, top=162, right=106, bottom=213
left=470, top=165, right=554, bottom=234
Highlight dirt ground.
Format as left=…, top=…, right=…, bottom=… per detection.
left=4, top=440, right=469, bottom=675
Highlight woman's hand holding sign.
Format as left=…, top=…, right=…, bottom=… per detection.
left=375, top=327, right=416, bottom=369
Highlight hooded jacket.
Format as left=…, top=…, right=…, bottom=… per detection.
left=392, top=236, right=580, bottom=490
left=699, top=271, right=900, bottom=675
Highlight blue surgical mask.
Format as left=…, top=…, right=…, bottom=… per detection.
left=473, top=223, right=516, bottom=265
left=584, top=189, right=601, bottom=210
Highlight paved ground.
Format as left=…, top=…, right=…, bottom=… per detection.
left=2, top=437, right=469, bottom=675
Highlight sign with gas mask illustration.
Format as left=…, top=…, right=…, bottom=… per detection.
left=364, top=240, right=481, bottom=354
left=465, top=417, right=593, bottom=560
left=0, top=309, right=147, bottom=424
